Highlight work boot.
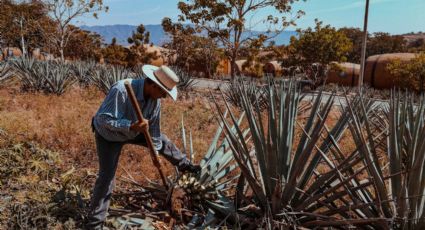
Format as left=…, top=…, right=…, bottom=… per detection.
left=179, top=162, right=201, bottom=174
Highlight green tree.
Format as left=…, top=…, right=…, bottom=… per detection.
left=387, top=52, right=425, bottom=92
left=126, top=24, right=157, bottom=67
left=284, top=20, right=352, bottom=84
left=339, top=27, right=366, bottom=63
left=43, top=0, right=108, bottom=61
left=177, top=0, right=305, bottom=77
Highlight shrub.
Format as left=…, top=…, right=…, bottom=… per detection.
left=387, top=52, right=425, bottom=92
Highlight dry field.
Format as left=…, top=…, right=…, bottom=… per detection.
left=0, top=84, right=218, bottom=183
left=0, top=83, right=226, bottom=228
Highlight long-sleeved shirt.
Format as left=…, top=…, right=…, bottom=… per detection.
left=93, top=78, right=162, bottom=150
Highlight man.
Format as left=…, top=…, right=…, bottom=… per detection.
left=87, top=65, right=200, bottom=229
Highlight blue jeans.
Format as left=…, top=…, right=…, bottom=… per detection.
left=86, top=129, right=189, bottom=228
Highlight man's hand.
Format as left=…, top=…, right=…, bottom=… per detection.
left=130, top=119, right=149, bottom=133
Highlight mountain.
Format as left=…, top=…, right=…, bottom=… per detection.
left=81, top=24, right=297, bottom=46
left=80, top=24, right=169, bottom=46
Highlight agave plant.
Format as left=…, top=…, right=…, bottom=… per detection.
left=212, top=78, right=402, bottom=228
left=173, top=67, right=197, bottom=92
left=38, top=61, right=77, bottom=95
left=386, top=92, right=425, bottom=229
left=90, top=65, right=133, bottom=94
left=345, top=91, right=425, bottom=229
left=180, top=114, right=246, bottom=216
left=137, top=114, right=247, bottom=228
left=131, top=65, right=147, bottom=79
left=9, top=57, right=42, bottom=91
left=224, top=77, right=267, bottom=110
left=0, top=62, right=11, bottom=83
left=72, top=60, right=97, bottom=87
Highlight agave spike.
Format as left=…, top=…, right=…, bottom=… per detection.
left=189, top=130, right=193, bottom=162
left=181, top=116, right=187, bottom=158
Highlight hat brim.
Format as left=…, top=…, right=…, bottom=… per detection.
left=142, top=65, right=178, bottom=101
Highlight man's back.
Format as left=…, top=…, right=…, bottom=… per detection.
left=93, top=79, right=161, bottom=145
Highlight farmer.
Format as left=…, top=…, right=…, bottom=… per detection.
left=87, top=65, right=200, bottom=229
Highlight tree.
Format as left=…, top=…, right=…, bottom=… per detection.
left=126, top=24, right=157, bottom=67
left=161, top=18, right=196, bottom=68
left=187, top=36, right=221, bottom=78
left=161, top=17, right=220, bottom=78
left=177, top=0, right=305, bottom=77
left=284, top=20, right=352, bottom=84
left=367, top=32, right=406, bottom=56
left=387, top=52, right=425, bottom=92
left=339, top=27, right=366, bottom=63
left=102, top=38, right=130, bottom=66
left=43, top=0, right=108, bottom=61
left=238, top=34, right=271, bottom=77
left=63, top=25, right=103, bottom=61
left=340, top=28, right=411, bottom=63
left=0, top=0, right=53, bottom=55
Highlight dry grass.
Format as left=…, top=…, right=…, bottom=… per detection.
left=0, top=84, right=217, bottom=184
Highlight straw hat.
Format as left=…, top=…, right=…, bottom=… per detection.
left=142, top=65, right=179, bottom=101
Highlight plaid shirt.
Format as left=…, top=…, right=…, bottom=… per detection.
left=93, top=79, right=162, bottom=150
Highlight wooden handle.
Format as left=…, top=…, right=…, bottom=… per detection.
left=124, top=81, right=144, bottom=122
left=124, top=80, right=169, bottom=190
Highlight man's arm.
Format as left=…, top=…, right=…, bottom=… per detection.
left=95, top=87, right=132, bottom=132
left=149, top=100, right=163, bottom=151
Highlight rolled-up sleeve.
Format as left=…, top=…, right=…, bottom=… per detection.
left=95, top=87, right=132, bottom=132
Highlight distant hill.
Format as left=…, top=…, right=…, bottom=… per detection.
left=81, top=24, right=169, bottom=46
left=80, top=24, right=297, bottom=46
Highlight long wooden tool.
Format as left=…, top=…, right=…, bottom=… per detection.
left=124, top=80, right=169, bottom=190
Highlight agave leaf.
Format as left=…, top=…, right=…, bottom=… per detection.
left=181, top=116, right=187, bottom=158
left=189, top=130, right=194, bottom=162
left=386, top=91, right=425, bottom=228
left=200, top=110, right=228, bottom=166
left=345, top=93, right=393, bottom=218
left=206, top=194, right=237, bottom=223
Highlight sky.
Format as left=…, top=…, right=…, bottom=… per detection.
left=80, top=0, right=425, bottom=35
